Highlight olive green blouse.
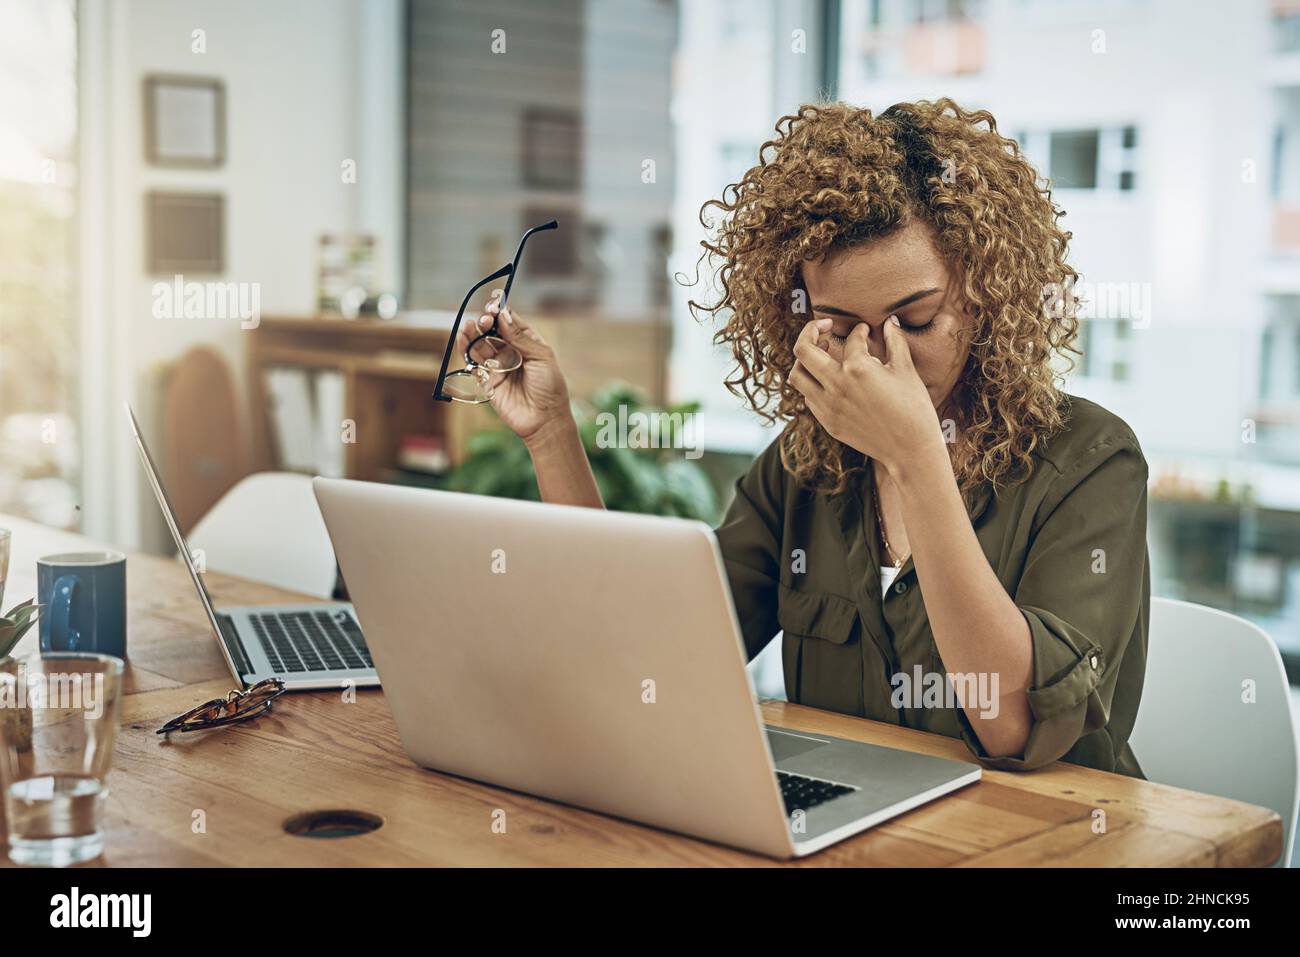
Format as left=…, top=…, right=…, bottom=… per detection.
left=716, top=394, right=1149, bottom=777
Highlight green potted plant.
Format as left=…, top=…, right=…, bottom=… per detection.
left=0, top=598, right=38, bottom=664
left=1, top=600, right=37, bottom=736
left=446, top=384, right=719, bottom=523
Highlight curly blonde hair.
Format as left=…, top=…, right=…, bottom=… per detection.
left=691, top=98, right=1080, bottom=499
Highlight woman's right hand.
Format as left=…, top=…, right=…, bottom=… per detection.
left=457, top=294, right=604, bottom=508
left=455, top=294, right=573, bottom=444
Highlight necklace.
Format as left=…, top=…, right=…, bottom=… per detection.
left=872, top=471, right=908, bottom=570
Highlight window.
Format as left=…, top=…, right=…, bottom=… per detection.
left=1049, top=130, right=1099, bottom=188
left=1274, top=7, right=1300, bottom=54
left=0, top=0, right=79, bottom=529
left=1260, top=297, right=1300, bottom=403
left=837, top=0, right=987, bottom=87
left=1016, top=125, right=1138, bottom=192
left=1077, top=318, right=1132, bottom=383
left=908, top=0, right=982, bottom=25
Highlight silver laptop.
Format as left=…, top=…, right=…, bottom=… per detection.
left=126, top=405, right=379, bottom=691
left=313, top=477, right=979, bottom=858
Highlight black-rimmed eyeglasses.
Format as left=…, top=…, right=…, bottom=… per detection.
left=156, top=677, right=287, bottom=734
left=433, top=219, right=559, bottom=404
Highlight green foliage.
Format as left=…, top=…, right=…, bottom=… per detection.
left=0, top=598, right=39, bottom=660
left=446, top=383, right=719, bottom=523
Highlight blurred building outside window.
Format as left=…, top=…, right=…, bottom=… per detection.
left=835, top=0, right=1300, bottom=682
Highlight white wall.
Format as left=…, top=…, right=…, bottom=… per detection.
left=79, top=0, right=404, bottom=550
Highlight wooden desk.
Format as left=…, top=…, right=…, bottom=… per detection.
left=0, top=515, right=1282, bottom=866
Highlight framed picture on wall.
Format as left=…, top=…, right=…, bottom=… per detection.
left=144, top=74, right=226, bottom=168
left=145, top=191, right=224, bottom=275
left=522, top=107, right=580, bottom=190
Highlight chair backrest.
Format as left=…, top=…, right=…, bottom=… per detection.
left=164, top=346, right=246, bottom=533
left=187, top=472, right=338, bottom=599
left=1131, top=597, right=1298, bottom=867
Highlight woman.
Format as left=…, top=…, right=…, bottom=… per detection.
left=458, top=98, right=1148, bottom=776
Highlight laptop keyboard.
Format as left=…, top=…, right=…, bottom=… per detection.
left=776, top=770, right=857, bottom=815
left=248, top=610, right=373, bottom=674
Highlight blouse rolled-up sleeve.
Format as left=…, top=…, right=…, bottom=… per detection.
left=967, top=432, right=1150, bottom=771
left=714, top=440, right=786, bottom=662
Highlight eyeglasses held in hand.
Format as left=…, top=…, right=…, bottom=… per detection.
left=433, top=219, right=559, bottom=404
left=156, top=677, right=287, bottom=734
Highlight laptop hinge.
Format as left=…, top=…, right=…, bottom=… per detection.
left=216, top=612, right=255, bottom=686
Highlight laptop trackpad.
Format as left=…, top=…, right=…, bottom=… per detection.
left=766, top=728, right=829, bottom=763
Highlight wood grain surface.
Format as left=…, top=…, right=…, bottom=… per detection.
left=0, top=514, right=1281, bottom=867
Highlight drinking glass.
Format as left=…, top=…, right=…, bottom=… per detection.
left=0, top=652, right=124, bottom=866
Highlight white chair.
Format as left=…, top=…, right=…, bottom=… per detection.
left=186, top=472, right=338, bottom=599
left=1130, top=597, right=1299, bottom=867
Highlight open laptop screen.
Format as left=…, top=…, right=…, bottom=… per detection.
left=123, top=404, right=226, bottom=637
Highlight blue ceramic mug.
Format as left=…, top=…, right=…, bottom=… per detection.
left=37, top=551, right=128, bottom=658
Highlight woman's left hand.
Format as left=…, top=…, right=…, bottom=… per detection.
left=789, top=316, right=944, bottom=477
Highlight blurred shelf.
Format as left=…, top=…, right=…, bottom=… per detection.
left=247, top=314, right=668, bottom=484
